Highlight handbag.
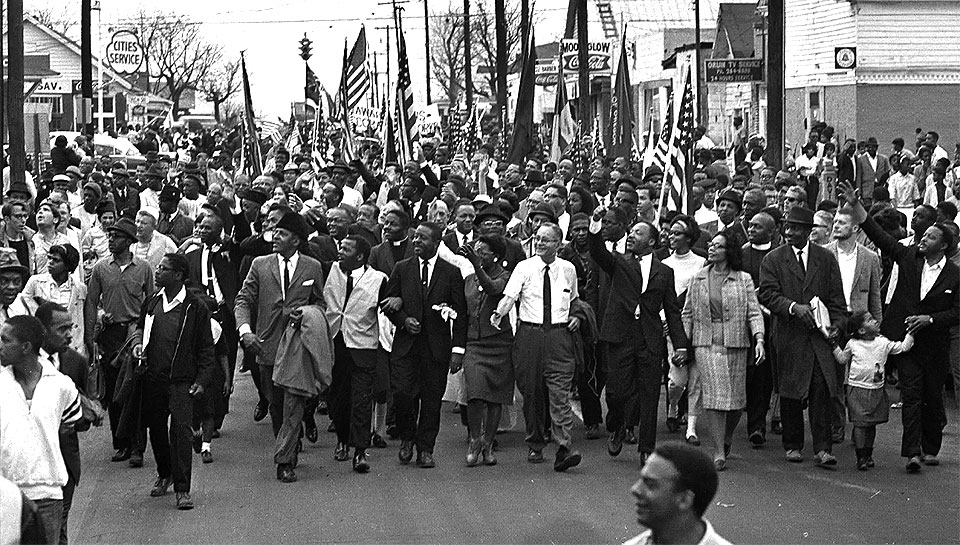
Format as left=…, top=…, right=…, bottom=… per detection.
left=86, top=344, right=106, bottom=401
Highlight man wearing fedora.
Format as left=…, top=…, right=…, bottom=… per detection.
left=85, top=217, right=156, bottom=463
left=110, top=164, right=140, bottom=220
left=759, top=206, right=847, bottom=467
left=157, top=185, right=194, bottom=246
left=0, top=247, right=31, bottom=321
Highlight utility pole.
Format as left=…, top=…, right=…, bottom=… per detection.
left=521, top=0, right=529, bottom=65
left=463, top=0, right=472, bottom=113
left=423, top=0, right=431, bottom=104
left=81, top=0, right=93, bottom=135
left=494, top=0, right=507, bottom=134
left=6, top=0, right=24, bottom=184
left=1, top=0, right=6, bottom=164
left=767, top=0, right=784, bottom=169
left=375, top=25, right=392, bottom=97
left=694, top=0, right=704, bottom=124
left=576, top=0, right=590, bottom=133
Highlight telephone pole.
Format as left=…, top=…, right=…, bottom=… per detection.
left=375, top=25, right=392, bottom=96
left=423, top=0, right=431, bottom=104
left=494, top=0, right=507, bottom=134
left=6, top=0, right=24, bottom=184
left=81, top=0, right=94, bottom=135
left=463, top=0, right=472, bottom=112
left=767, top=0, right=784, bottom=169
left=694, top=0, right=705, bottom=124
left=576, top=0, right=589, bottom=133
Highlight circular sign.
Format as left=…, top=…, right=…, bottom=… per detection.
left=835, top=47, right=856, bottom=69
left=106, top=30, right=143, bottom=75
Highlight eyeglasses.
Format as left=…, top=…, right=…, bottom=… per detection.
left=480, top=220, right=504, bottom=227
left=707, top=243, right=728, bottom=249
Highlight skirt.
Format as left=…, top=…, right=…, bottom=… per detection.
left=693, top=325, right=749, bottom=411
left=846, top=385, right=889, bottom=425
left=462, top=333, right=515, bottom=405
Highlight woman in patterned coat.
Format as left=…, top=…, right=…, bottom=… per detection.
left=681, top=229, right=765, bottom=471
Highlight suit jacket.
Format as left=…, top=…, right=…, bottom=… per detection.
left=58, top=348, right=88, bottom=483
left=442, top=229, right=474, bottom=253
left=855, top=153, right=891, bottom=201
left=157, top=212, right=194, bottom=246
left=184, top=242, right=241, bottom=307
left=384, top=255, right=467, bottom=361
left=308, top=234, right=341, bottom=264
left=682, top=266, right=764, bottom=348
left=587, top=231, right=687, bottom=357
left=235, top=253, right=326, bottom=366
left=369, top=238, right=415, bottom=276
left=112, top=186, right=141, bottom=220
left=824, top=241, right=882, bottom=322
left=836, top=152, right=856, bottom=187
left=758, top=243, right=847, bottom=398
left=861, top=214, right=960, bottom=344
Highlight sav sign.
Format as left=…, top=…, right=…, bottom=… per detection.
left=105, top=30, right=143, bottom=74
left=559, top=39, right=612, bottom=76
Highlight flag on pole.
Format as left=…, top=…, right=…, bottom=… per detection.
left=395, top=13, right=418, bottom=162
left=381, top=105, right=398, bottom=166
left=550, top=63, right=575, bottom=163
left=338, top=40, right=356, bottom=162
left=641, top=112, right=658, bottom=174
left=240, top=52, right=262, bottom=177
left=664, top=65, right=696, bottom=214
left=592, top=113, right=605, bottom=158
left=305, top=64, right=321, bottom=111
left=345, top=27, right=371, bottom=111
left=507, top=29, right=537, bottom=165
left=260, top=119, right=283, bottom=146
left=654, top=91, right=674, bottom=172
left=608, top=31, right=634, bottom=159
left=311, top=91, right=330, bottom=172
left=285, top=121, right=302, bottom=156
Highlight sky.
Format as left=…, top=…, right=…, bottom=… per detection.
left=26, top=0, right=577, bottom=120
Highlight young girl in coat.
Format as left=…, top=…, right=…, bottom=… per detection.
left=833, top=311, right=914, bottom=470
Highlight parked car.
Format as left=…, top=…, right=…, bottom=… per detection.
left=48, top=131, right=148, bottom=168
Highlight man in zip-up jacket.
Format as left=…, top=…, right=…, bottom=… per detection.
left=130, top=253, right=215, bottom=510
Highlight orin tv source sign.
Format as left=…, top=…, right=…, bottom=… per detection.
left=105, top=30, right=144, bottom=75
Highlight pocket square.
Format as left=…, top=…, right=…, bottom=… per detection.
left=302, top=279, right=315, bottom=287
left=946, top=289, right=953, bottom=294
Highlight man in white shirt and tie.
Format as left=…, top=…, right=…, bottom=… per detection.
left=442, top=202, right=476, bottom=253
left=492, top=223, right=583, bottom=472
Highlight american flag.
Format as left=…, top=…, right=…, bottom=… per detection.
left=395, top=13, right=418, bottom=162
left=260, top=119, right=284, bottom=147
left=305, top=64, right=321, bottom=111
left=549, top=67, right=575, bottom=163
left=344, top=27, right=371, bottom=111
left=654, top=90, right=674, bottom=170
left=239, top=52, right=262, bottom=177
left=663, top=66, right=695, bottom=214
left=338, top=41, right=356, bottom=162
left=311, top=89, right=329, bottom=172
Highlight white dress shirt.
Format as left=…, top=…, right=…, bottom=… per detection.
left=502, top=255, right=579, bottom=324
left=793, top=242, right=810, bottom=271
left=201, top=245, right=225, bottom=304
left=920, top=256, right=945, bottom=300
left=277, top=252, right=301, bottom=300
left=837, top=244, right=858, bottom=310
left=419, top=254, right=439, bottom=287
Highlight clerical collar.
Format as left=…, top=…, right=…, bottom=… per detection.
left=751, top=242, right=772, bottom=250
left=391, top=238, right=408, bottom=247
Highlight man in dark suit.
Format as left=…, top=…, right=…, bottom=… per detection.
left=759, top=206, right=847, bottom=467
left=156, top=185, right=194, bottom=245
left=442, top=201, right=476, bottom=253
left=369, top=208, right=415, bottom=276
left=235, top=212, right=325, bottom=483
left=587, top=206, right=688, bottom=465
left=855, top=137, right=891, bottom=207
left=37, top=302, right=91, bottom=545
left=839, top=181, right=959, bottom=471
left=399, top=175, right=432, bottom=227
left=383, top=222, right=467, bottom=468
left=110, top=166, right=141, bottom=220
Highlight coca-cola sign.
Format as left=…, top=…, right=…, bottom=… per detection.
left=559, top=39, right=612, bottom=75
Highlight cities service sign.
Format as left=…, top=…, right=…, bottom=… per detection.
left=105, top=30, right=144, bottom=75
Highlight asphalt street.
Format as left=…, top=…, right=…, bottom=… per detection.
left=68, top=373, right=960, bottom=544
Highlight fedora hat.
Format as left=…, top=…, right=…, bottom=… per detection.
left=784, top=206, right=815, bottom=227
left=0, top=248, right=29, bottom=282
left=527, top=202, right=558, bottom=224
left=106, top=217, right=138, bottom=241
left=475, top=203, right=509, bottom=224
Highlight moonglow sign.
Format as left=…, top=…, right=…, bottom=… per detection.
left=105, top=30, right=144, bottom=75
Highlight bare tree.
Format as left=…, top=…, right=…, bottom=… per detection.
left=130, top=12, right=223, bottom=120
left=200, top=60, right=240, bottom=124
left=429, top=6, right=466, bottom=107
left=473, top=0, right=523, bottom=101
left=27, top=7, right=78, bottom=39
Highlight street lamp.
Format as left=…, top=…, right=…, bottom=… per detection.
left=299, top=33, right=313, bottom=62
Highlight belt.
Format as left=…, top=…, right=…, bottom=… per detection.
left=519, top=320, right=567, bottom=330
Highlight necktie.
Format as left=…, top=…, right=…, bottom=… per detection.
left=636, top=255, right=645, bottom=292
left=346, top=273, right=354, bottom=300
left=205, top=247, right=216, bottom=298
left=421, top=260, right=429, bottom=298
left=797, top=249, right=806, bottom=276
left=543, top=264, right=552, bottom=327
left=282, top=258, right=291, bottom=297
left=159, top=213, right=169, bottom=229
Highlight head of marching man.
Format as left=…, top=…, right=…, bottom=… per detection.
left=533, top=223, right=563, bottom=264
left=627, top=220, right=658, bottom=258
left=412, top=222, right=442, bottom=260
left=273, top=212, right=309, bottom=259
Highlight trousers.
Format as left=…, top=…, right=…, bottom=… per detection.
left=98, top=323, right=132, bottom=451
left=275, top=389, right=307, bottom=466
left=330, top=334, right=376, bottom=449
left=895, top=347, right=948, bottom=458
left=605, top=339, right=661, bottom=454
left=513, top=324, right=576, bottom=451
left=141, top=380, right=194, bottom=492
left=391, top=337, right=448, bottom=454
left=34, top=498, right=63, bottom=545
left=780, top=362, right=832, bottom=454
left=577, top=342, right=605, bottom=427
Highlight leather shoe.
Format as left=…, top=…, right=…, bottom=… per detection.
left=814, top=450, right=837, bottom=467
left=176, top=492, right=194, bottom=510
left=416, top=451, right=436, bottom=468
left=111, top=448, right=131, bottom=462
left=466, top=439, right=482, bottom=467
left=305, top=423, right=319, bottom=444
left=201, top=451, right=213, bottom=464
left=584, top=424, right=603, bottom=440
left=371, top=433, right=388, bottom=448
left=192, top=431, right=202, bottom=454
left=922, top=454, right=939, bottom=466
left=749, top=430, right=765, bottom=447
left=253, top=403, right=268, bottom=422
left=906, top=456, right=922, bottom=472
left=665, top=417, right=679, bottom=433
left=150, top=476, right=172, bottom=497
left=785, top=449, right=803, bottom=463
left=554, top=447, right=582, bottom=472
left=398, top=440, right=414, bottom=464
left=685, top=434, right=700, bottom=447
left=352, top=450, right=370, bottom=473
left=278, top=465, right=297, bottom=483
left=128, top=452, right=144, bottom=468
left=714, top=458, right=726, bottom=472
left=334, top=442, right=349, bottom=461
left=527, top=448, right=544, bottom=464
left=608, top=428, right=624, bottom=457
left=481, top=440, right=497, bottom=466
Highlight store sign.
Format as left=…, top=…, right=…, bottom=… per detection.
left=559, top=39, right=612, bottom=75
left=26, top=78, right=72, bottom=95
left=834, top=47, right=857, bottom=70
left=704, top=59, right=764, bottom=83
left=105, top=30, right=143, bottom=74
left=535, top=57, right=565, bottom=86
left=71, top=80, right=106, bottom=94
